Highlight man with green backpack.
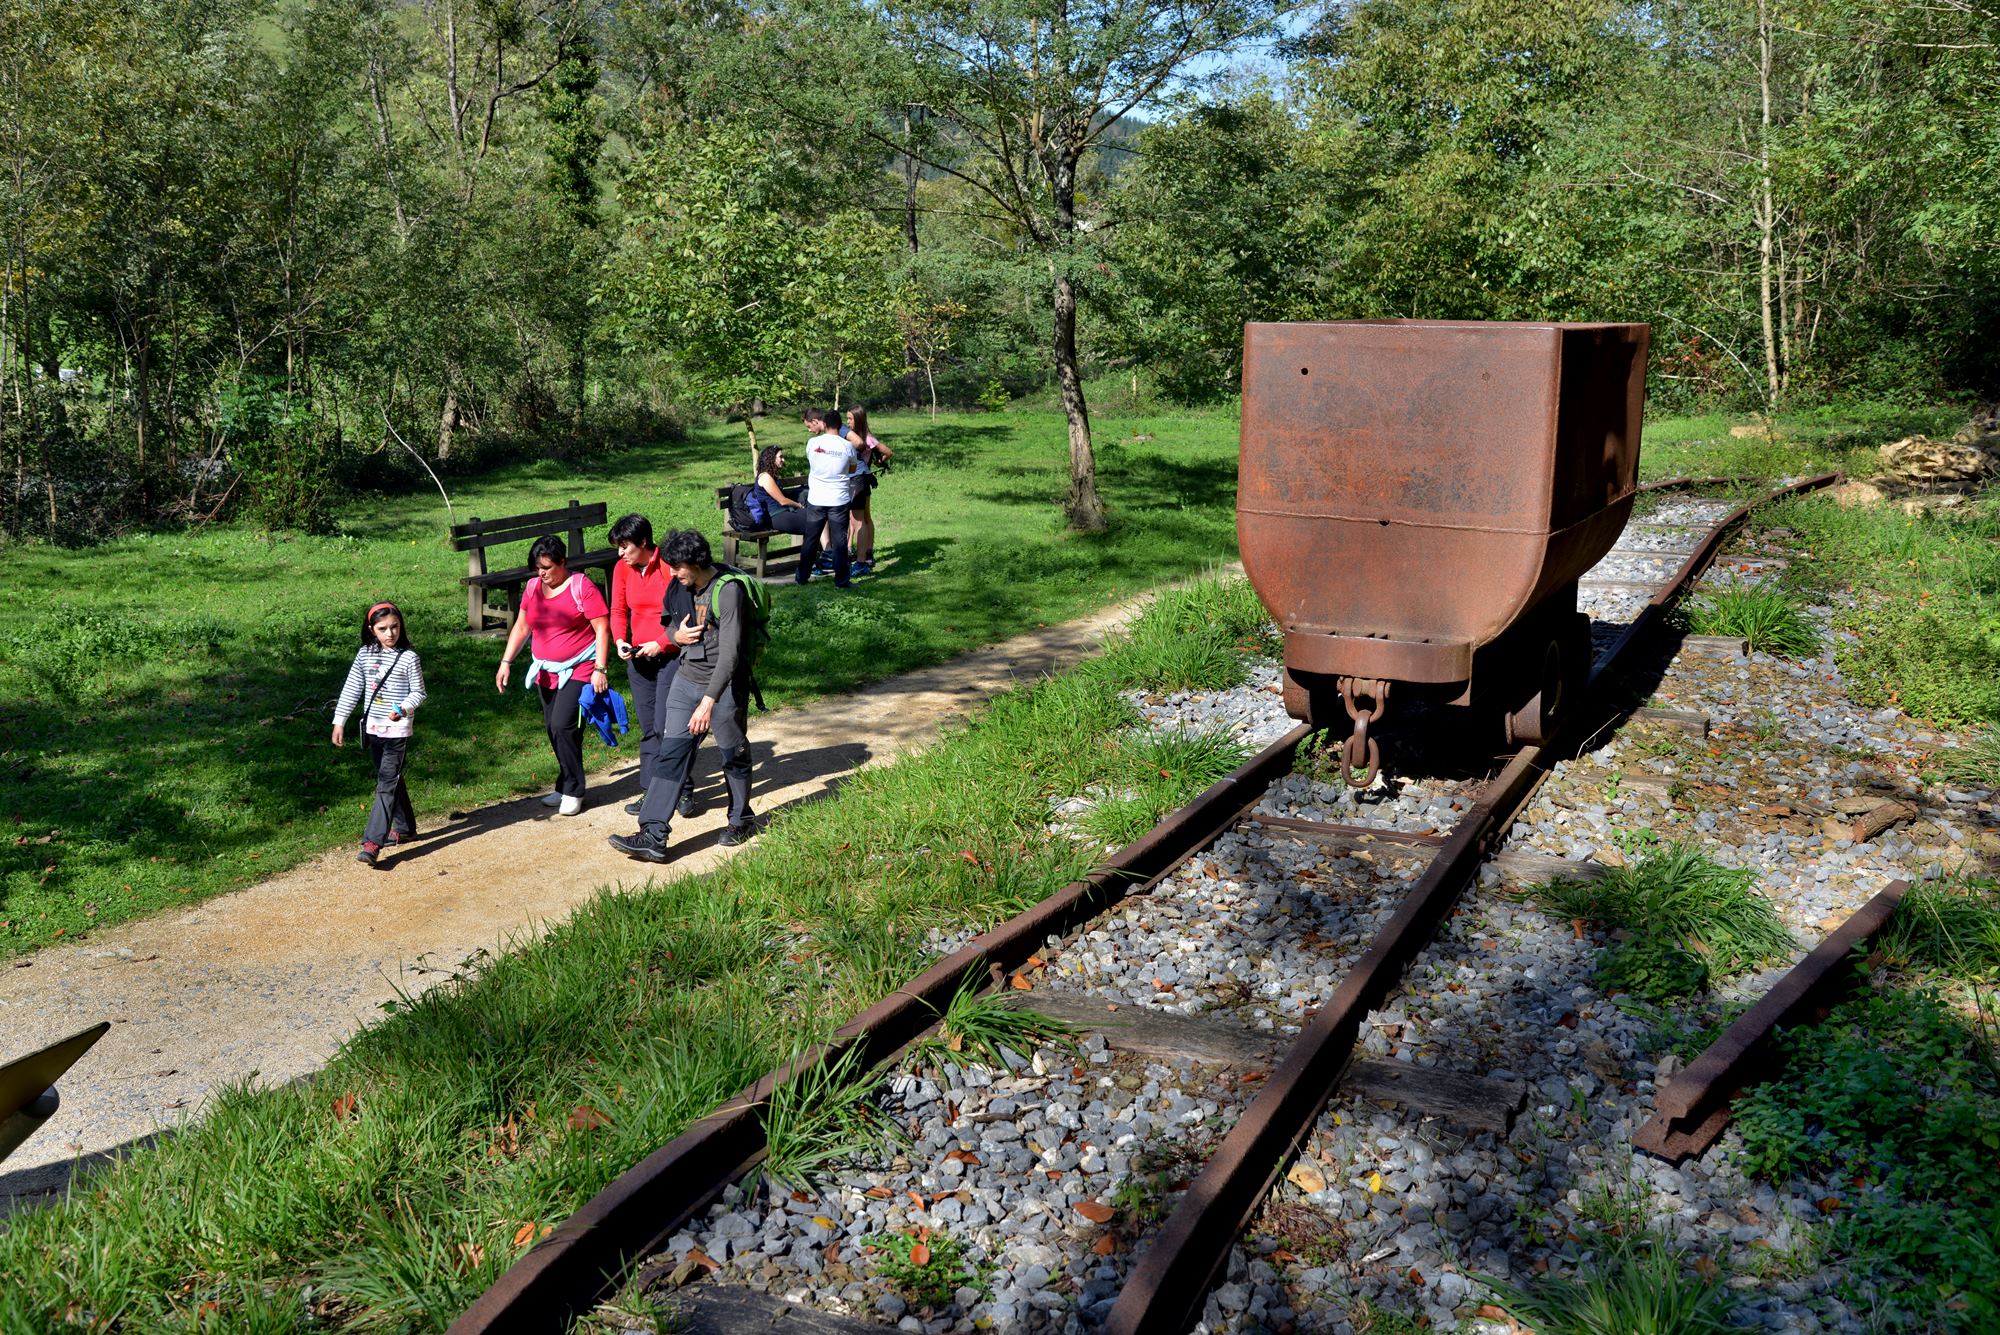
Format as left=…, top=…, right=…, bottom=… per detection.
left=609, top=529, right=769, bottom=862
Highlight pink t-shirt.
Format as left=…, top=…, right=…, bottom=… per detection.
left=522, top=574, right=608, bottom=687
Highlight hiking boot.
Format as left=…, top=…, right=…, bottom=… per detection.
left=608, top=832, right=670, bottom=864
left=717, top=822, right=756, bottom=848
left=357, top=842, right=380, bottom=866
left=677, top=789, right=704, bottom=819
left=624, top=799, right=644, bottom=816
left=387, top=830, right=415, bottom=846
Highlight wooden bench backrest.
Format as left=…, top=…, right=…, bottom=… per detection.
left=450, top=499, right=608, bottom=553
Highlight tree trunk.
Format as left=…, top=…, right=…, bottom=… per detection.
left=744, top=412, right=758, bottom=475
left=438, top=385, right=460, bottom=460
left=1755, top=0, right=1781, bottom=412
left=1052, top=271, right=1105, bottom=532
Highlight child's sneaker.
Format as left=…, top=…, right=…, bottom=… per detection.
left=851, top=559, right=873, bottom=576
left=357, top=842, right=380, bottom=866
left=558, top=794, right=584, bottom=816
left=541, top=792, right=562, bottom=807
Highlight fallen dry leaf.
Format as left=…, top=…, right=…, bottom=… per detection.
left=1074, top=1201, right=1115, bottom=1224
left=1286, top=1162, right=1327, bottom=1194
left=331, top=1093, right=358, bottom=1122
left=513, top=1221, right=538, bottom=1247
left=1093, top=1234, right=1120, bottom=1255
left=566, top=1104, right=610, bottom=1131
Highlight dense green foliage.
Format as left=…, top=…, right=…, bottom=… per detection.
left=1733, top=987, right=2000, bottom=1330
left=0, top=577, right=1268, bottom=1330
left=3, top=0, right=1995, bottom=544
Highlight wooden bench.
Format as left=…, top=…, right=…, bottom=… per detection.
left=449, top=499, right=619, bottom=632
left=717, top=476, right=807, bottom=580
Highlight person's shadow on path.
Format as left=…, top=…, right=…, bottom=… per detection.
left=378, top=739, right=873, bottom=869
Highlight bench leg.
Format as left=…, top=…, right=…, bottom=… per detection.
left=723, top=533, right=738, bottom=569
left=469, top=582, right=485, bottom=632
left=755, top=538, right=768, bottom=581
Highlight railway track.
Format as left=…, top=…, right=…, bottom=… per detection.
left=449, top=474, right=1879, bottom=1335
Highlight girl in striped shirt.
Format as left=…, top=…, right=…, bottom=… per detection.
left=332, top=601, right=427, bottom=866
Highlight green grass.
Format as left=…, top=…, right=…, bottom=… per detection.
left=1683, top=583, right=1821, bottom=658
left=1942, top=732, right=2000, bottom=788
left=908, top=971, right=1081, bottom=1073
left=0, top=406, right=1241, bottom=954
left=1731, top=985, right=2000, bottom=1331
left=1480, top=1235, right=1740, bottom=1335
left=1874, top=877, right=2000, bottom=980
left=1764, top=489, right=2000, bottom=726
left=1637, top=400, right=1964, bottom=484
left=1536, top=845, right=1794, bottom=1002
left=0, top=575, right=1266, bottom=1331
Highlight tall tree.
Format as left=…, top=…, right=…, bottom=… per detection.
left=604, top=122, right=902, bottom=463
left=770, top=0, right=1287, bottom=531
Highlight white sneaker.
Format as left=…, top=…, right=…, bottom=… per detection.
left=541, top=792, right=562, bottom=807
left=558, top=795, right=583, bottom=816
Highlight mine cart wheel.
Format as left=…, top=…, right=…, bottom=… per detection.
left=1505, top=630, right=1581, bottom=748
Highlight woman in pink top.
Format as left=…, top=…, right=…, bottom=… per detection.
left=494, top=534, right=611, bottom=815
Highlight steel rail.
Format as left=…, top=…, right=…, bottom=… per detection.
left=1635, top=877, right=1908, bottom=1161
left=447, top=725, right=1312, bottom=1334
left=454, top=473, right=1842, bottom=1333
left=1104, top=472, right=1840, bottom=1334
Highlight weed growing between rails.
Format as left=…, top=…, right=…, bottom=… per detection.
left=0, top=576, right=1271, bottom=1331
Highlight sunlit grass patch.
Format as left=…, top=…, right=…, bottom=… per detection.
left=1536, top=844, right=1793, bottom=1002
left=1683, top=582, right=1820, bottom=658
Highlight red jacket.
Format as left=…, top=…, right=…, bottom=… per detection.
left=609, top=548, right=676, bottom=653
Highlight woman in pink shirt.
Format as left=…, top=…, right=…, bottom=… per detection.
left=494, top=534, right=611, bottom=815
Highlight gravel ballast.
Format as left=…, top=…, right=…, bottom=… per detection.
left=651, top=503, right=1991, bottom=1334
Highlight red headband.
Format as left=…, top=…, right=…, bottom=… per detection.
left=368, top=602, right=398, bottom=618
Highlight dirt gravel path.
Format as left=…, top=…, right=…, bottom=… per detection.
left=0, top=587, right=1175, bottom=1206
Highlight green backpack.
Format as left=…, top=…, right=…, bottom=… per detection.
left=706, top=565, right=772, bottom=704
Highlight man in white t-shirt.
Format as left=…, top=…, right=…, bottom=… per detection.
left=795, top=407, right=857, bottom=588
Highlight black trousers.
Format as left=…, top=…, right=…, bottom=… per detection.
left=796, top=501, right=852, bottom=586
left=637, top=673, right=752, bottom=841
left=626, top=654, right=708, bottom=791
left=362, top=735, right=416, bottom=846
left=762, top=507, right=817, bottom=537
left=538, top=675, right=588, bottom=798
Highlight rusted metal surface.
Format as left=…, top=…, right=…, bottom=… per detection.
left=1240, top=320, right=1649, bottom=715
left=1634, top=879, right=1910, bottom=1163
left=448, top=729, right=1311, bottom=1334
